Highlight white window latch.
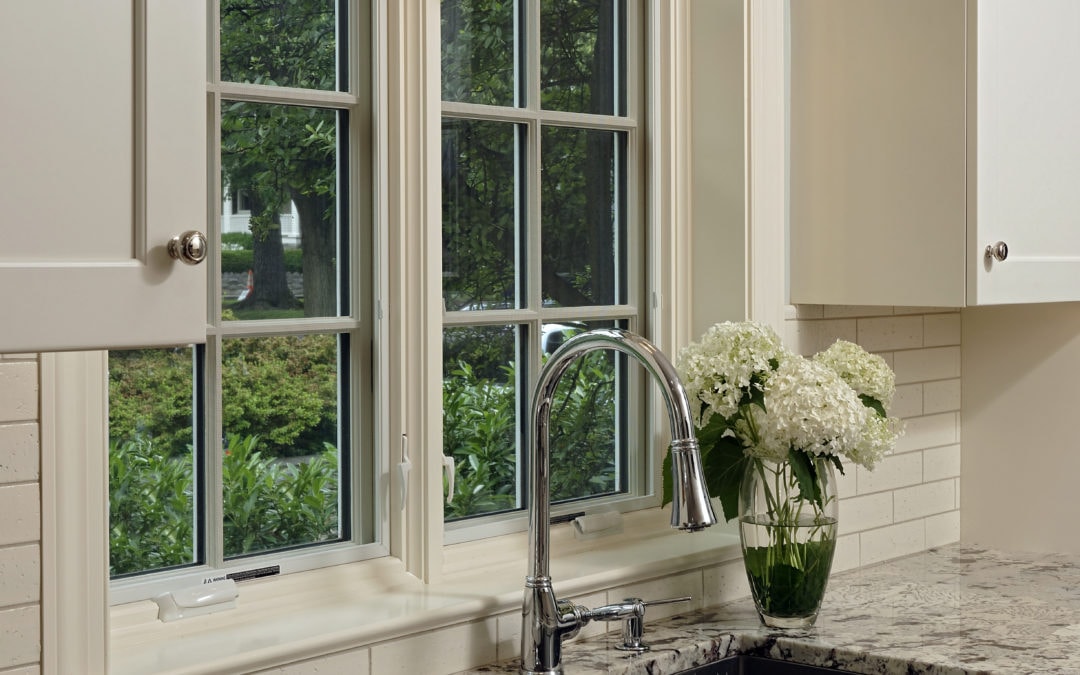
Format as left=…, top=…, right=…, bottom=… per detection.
left=398, top=434, right=411, bottom=511
left=442, top=455, right=455, bottom=504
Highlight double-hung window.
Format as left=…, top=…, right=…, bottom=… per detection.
left=107, top=0, right=376, bottom=601
left=440, top=0, right=650, bottom=539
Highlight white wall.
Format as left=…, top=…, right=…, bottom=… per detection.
left=962, top=303, right=1080, bottom=553
left=690, top=0, right=746, bottom=334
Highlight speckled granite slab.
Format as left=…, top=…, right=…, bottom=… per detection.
left=458, top=545, right=1080, bottom=674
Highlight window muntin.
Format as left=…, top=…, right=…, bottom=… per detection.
left=107, top=0, right=373, bottom=595
left=440, top=0, right=640, bottom=529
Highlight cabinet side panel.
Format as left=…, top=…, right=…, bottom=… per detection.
left=789, top=0, right=966, bottom=307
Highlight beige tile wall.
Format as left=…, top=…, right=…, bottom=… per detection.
left=783, top=306, right=962, bottom=571
left=0, top=354, right=41, bottom=674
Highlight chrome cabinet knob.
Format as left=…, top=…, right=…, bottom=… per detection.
left=985, top=241, right=1008, bottom=262
left=168, top=230, right=208, bottom=265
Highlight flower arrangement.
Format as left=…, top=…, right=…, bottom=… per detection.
left=665, top=321, right=902, bottom=520
left=662, top=321, right=903, bottom=626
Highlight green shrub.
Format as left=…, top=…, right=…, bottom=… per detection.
left=109, top=336, right=337, bottom=459
left=441, top=352, right=617, bottom=520
left=442, top=361, right=518, bottom=519
left=222, top=231, right=253, bottom=250
left=109, top=438, right=194, bottom=576
left=108, top=434, right=339, bottom=577
left=221, top=248, right=303, bottom=274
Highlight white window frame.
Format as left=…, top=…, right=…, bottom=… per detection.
left=40, top=2, right=789, bottom=671
left=439, top=0, right=654, bottom=543
left=103, top=0, right=383, bottom=606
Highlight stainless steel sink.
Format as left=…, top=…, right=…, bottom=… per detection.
left=676, top=656, right=857, bottom=674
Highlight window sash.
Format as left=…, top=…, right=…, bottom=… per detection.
left=108, top=0, right=381, bottom=604
left=439, top=0, right=648, bottom=537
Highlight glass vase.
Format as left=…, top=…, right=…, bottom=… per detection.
left=738, top=455, right=838, bottom=629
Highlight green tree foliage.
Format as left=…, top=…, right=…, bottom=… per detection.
left=440, top=0, right=623, bottom=311
left=220, top=334, right=338, bottom=457
left=220, top=0, right=340, bottom=316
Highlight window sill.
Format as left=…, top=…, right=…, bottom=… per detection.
left=109, top=507, right=741, bottom=675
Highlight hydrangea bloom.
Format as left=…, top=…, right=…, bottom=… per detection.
left=743, top=355, right=871, bottom=464
left=813, top=339, right=896, bottom=410
left=676, top=321, right=787, bottom=425
left=675, top=322, right=902, bottom=472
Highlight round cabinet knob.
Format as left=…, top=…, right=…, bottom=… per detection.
left=985, top=241, right=1008, bottom=262
left=168, top=230, right=208, bottom=265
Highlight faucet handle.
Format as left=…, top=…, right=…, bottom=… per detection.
left=584, top=596, right=691, bottom=653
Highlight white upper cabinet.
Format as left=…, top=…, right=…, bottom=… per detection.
left=789, top=0, right=1080, bottom=307
left=0, top=1, right=206, bottom=352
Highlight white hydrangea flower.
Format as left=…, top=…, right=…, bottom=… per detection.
left=674, top=322, right=902, bottom=474
left=676, top=321, right=787, bottom=425
left=848, top=413, right=904, bottom=470
left=744, top=355, right=870, bottom=463
left=813, top=340, right=896, bottom=410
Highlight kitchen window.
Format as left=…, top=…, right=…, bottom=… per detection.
left=106, top=0, right=378, bottom=602
left=39, top=2, right=711, bottom=668
left=440, top=0, right=652, bottom=541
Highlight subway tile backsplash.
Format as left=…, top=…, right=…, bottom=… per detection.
left=784, top=306, right=962, bottom=570
left=0, top=354, right=41, bottom=672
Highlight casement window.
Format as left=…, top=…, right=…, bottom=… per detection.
left=439, top=0, right=653, bottom=541
left=107, top=0, right=377, bottom=602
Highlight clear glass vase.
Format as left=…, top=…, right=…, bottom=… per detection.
left=738, top=455, right=838, bottom=629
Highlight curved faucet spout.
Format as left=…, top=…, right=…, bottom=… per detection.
left=521, top=329, right=716, bottom=674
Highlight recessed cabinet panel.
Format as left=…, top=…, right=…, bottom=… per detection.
left=789, top=0, right=967, bottom=308
left=0, top=1, right=206, bottom=352
left=790, top=0, right=1080, bottom=307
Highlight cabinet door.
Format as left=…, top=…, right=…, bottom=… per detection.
left=0, top=1, right=205, bottom=353
left=970, top=0, right=1080, bottom=304
left=788, top=0, right=967, bottom=307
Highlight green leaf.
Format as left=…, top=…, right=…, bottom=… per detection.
left=788, top=448, right=823, bottom=510
left=661, top=414, right=746, bottom=522
left=859, top=394, right=887, bottom=418
left=702, top=433, right=749, bottom=522
left=828, top=454, right=845, bottom=476
left=661, top=449, right=674, bottom=508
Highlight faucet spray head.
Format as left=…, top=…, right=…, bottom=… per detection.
left=668, top=438, right=717, bottom=531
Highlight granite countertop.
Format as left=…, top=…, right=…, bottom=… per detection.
left=459, top=545, right=1080, bottom=674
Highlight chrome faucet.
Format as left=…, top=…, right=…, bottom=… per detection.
left=520, top=328, right=717, bottom=675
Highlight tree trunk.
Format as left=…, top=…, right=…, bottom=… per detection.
left=240, top=198, right=297, bottom=310
left=293, top=191, right=337, bottom=317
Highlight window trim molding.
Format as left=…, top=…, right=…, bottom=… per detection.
left=746, top=0, right=787, bottom=331
left=41, top=351, right=109, bottom=675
